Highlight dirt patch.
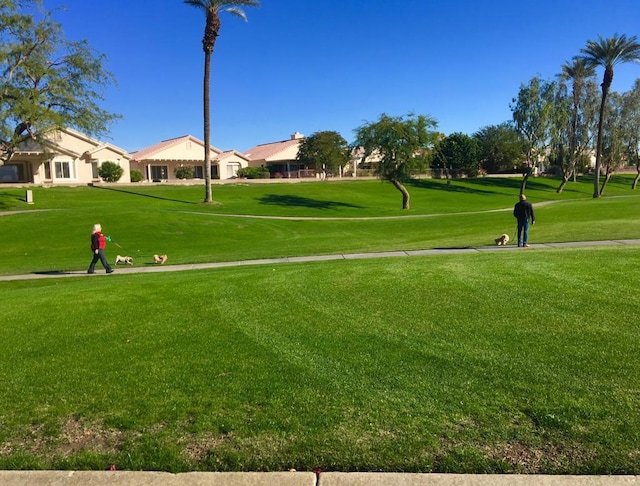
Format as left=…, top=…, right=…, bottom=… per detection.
left=1, top=418, right=125, bottom=458
left=181, top=432, right=233, bottom=462
left=483, top=441, right=597, bottom=473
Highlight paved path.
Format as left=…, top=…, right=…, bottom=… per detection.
left=1, top=239, right=639, bottom=282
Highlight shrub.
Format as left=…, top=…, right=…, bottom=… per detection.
left=175, top=166, right=194, bottom=180
left=130, top=169, right=143, bottom=182
left=98, top=161, right=124, bottom=182
left=237, top=166, right=270, bottom=179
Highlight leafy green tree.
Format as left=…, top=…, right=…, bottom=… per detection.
left=555, top=59, right=598, bottom=192
left=0, top=0, right=119, bottom=165
left=474, top=123, right=526, bottom=174
left=432, top=132, right=481, bottom=178
left=510, top=76, right=556, bottom=194
left=353, top=113, right=438, bottom=209
left=622, top=80, right=640, bottom=190
left=577, top=34, right=640, bottom=197
left=97, top=161, right=124, bottom=183
left=296, top=130, right=349, bottom=177
left=598, top=92, right=626, bottom=195
left=184, top=0, right=260, bottom=203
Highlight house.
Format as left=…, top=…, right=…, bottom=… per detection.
left=1, top=128, right=130, bottom=184
left=244, top=132, right=313, bottom=178
left=129, top=135, right=250, bottom=182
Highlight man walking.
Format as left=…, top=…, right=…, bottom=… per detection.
left=513, top=194, right=535, bottom=247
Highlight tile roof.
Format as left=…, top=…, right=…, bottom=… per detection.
left=243, top=137, right=303, bottom=162
left=130, top=135, right=222, bottom=161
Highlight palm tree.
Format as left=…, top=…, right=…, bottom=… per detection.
left=577, top=34, right=640, bottom=198
left=184, top=0, right=260, bottom=203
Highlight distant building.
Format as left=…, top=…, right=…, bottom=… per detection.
left=129, top=135, right=250, bottom=182
left=2, top=128, right=130, bottom=184
left=244, top=132, right=312, bottom=178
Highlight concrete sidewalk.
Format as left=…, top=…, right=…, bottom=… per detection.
left=1, top=239, right=639, bottom=282
left=0, top=471, right=639, bottom=485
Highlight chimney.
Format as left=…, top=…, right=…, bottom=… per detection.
left=291, top=132, right=304, bottom=140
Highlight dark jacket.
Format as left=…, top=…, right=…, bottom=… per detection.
left=91, top=232, right=107, bottom=251
left=513, top=200, right=535, bottom=222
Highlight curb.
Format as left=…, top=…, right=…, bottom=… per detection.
left=0, top=471, right=639, bottom=485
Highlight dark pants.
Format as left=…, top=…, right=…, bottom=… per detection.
left=88, top=249, right=112, bottom=273
left=517, top=219, right=530, bottom=246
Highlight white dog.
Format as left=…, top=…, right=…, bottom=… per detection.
left=494, top=234, right=510, bottom=246
left=153, top=254, right=168, bottom=264
left=114, top=255, right=133, bottom=265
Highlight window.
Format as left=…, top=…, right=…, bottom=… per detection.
left=0, top=164, right=20, bottom=182
left=150, top=165, right=168, bottom=181
left=193, top=165, right=204, bottom=179
left=44, top=162, right=51, bottom=180
left=91, top=162, right=99, bottom=180
left=54, top=161, right=75, bottom=179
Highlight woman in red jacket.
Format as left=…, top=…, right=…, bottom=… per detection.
left=88, top=223, right=114, bottom=274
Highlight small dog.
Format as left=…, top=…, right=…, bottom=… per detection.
left=494, top=234, right=510, bottom=246
left=115, top=255, right=133, bottom=265
left=153, top=254, right=168, bottom=264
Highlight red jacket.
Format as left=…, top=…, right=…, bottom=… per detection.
left=91, top=232, right=106, bottom=251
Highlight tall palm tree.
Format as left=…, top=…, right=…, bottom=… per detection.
left=577, top=34, right=640, bottom=198
left=184, top=0, right=260, bottom=203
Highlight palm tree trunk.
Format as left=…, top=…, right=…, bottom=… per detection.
left=390, top=179, right=411, bottom=209
left=632, top=167, right=640, bottom=190
left=203, top=48, right=213, bottom=203
left=593, top=70, right=612, bottom=198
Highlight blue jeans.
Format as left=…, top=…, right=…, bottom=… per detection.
left=517, top=219, right=530, bottom=246
left=88, top=249, right=112, bottom=273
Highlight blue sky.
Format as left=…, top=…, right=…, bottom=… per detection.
left=43, top=0, right=640, bottom=153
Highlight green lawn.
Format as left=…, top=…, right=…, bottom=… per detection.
left=1, top=176, right=639, bottom=473
left=1, top=175, right=640, bottom=276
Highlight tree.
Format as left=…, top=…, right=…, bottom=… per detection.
left=555, top=59, right=598, bottom=192
left=432, top=132, right=481, bottom=178
left=510, top=76, right=555, bottom=194
left=296, top=130, right=349, bottom=177
left=623, top=80, right=640, bottom=190
left=184, top=0, right=260, bottom=203
left=353, top=113, right=438, bottom=209
left=474, top=123, right=526, bottom=174
left=97, top=161, right=124, bottom=182
left=0, top=0, right=119, bottom=165
left=577, top=33, right=640, bottom=198
left=599, top=92, right=626, bottom=195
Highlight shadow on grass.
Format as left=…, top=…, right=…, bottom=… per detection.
left=410, top=176, right=572, bottom=199
left=257, top=194, right=364, bottom=210
left=91, top=185, right=197, bottom=205
left=0, top=191, right=30, bottom=210
left=33, top=270, right=73, bottom=275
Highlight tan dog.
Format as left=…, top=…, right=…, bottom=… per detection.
left=494, top=234, right=510, bottom=246
left=153, top=254, right=168, bottom=264
left=115, top=255, right=133, bottom=265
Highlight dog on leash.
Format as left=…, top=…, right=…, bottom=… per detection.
left=153, top=254, right=168, bottom=264
left=494, top=234, right=510, bottom=246
left=114, top=255, right=134, bottom=265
